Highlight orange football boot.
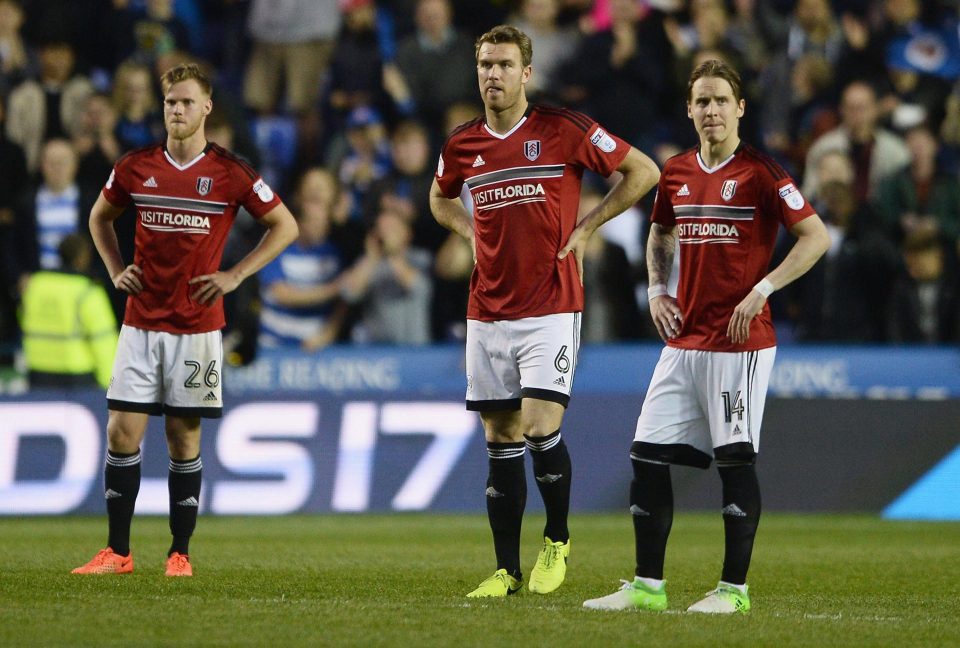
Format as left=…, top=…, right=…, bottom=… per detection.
left=71, top=548, right=134, bottom=574
left=165, top=552, right=193, bottom=577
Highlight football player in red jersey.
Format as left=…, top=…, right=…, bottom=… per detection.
left=430, top=25, right=660, bottom=597
left=584, top=60, right=830, bottom=614
left=73, top=64, right=298, bottom=577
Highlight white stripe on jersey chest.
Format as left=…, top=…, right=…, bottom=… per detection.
left=674, top=155, right=755, bottom=245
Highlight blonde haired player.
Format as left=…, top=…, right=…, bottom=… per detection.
left=73, top=63, right=298, bottom=577
left=584, top=59, right=829, bottom=614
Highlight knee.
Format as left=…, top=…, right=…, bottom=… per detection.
left=106, top=419, right=142, bottom=454
left=521, top=421, right=555, bottom=439
left=165, top=419, right=201, bottom=460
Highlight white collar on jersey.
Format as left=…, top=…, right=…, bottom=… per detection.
left=696, top=149, right=737, bottom=174
left=483, top=116, right=527, bottom=140
left=164, top=148, right=207, bottom=171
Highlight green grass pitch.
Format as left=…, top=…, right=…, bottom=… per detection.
left=1, top=513, right=957, bottom=647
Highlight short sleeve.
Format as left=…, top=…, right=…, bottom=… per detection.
left=102, top=160, right=131, bottom=208
left=565, top=114, right=630, bottom=178
left=767, top=176, right=816, bottom=228
left=434, top=137, right=464, bottom=199
left=237, top=175, right=283, bottom=219
left=649, top=168, right=675, bottom=227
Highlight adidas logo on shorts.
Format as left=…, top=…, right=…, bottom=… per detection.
left=203, top=391, right=218, bottom=402
left=552, top=376, right=566, bottom=387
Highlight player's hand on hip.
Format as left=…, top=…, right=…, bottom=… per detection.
left=727, top=290, right=766, bottom=344
left=557, top=226, right=590, bottom=285
left=649, top=295, right=683, bottom=342
left=189, top=271, right=241, bottom=305
left=113, top=264, right=143, bottom=295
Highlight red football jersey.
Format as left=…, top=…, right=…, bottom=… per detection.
left=102, top=143, right=282, bottom=334
left=651, top=144, right=816, bottom=351
left=436, top=105, right=630, bottom=321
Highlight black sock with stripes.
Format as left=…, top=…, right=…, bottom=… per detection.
left=525, top=430, right=571, bottom=543
left=168, top=455, right=202, bottom=556
left=486, top=441, right=527, bottom=579
left=105, top=450, right=141, bottom=557
left=718, top=462, right=761, bottom=585
left=630, top=444, right=673, bottom=579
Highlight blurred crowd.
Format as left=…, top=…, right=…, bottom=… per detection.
left=1, top=0, right=959, bottom=376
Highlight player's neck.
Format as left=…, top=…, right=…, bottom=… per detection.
left=485, top=98, right=528, bottom=135
left=699, top=136, right=740, bottom=168
left=166, top=134, right=207, bottom=166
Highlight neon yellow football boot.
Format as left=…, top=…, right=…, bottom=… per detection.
left=528, top=537, right=570, bottom=594
left=466, top=568, right=523, bottom=598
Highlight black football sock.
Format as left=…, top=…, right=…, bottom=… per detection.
left=525, top=430, right=571, bottom=543
left=486, top=441, right=527, bottom=579
left=168, top=455, right=202, bottom=556
left=630, top=442, right=673, bottom=580
left=718, top=463, right=760, bottom=585
left=718, top=462, right=762, bottom=585
left=105, top=449, right=141, bottom=557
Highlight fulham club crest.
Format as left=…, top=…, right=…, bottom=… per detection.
left=721, top=179, right=737, bottom=201
left=524, top=140, right=541, bottom=161
left=196, top=176, right=213, bottom=196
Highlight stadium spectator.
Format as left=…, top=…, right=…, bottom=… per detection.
left=584, top=59, right=829, bottom=615
left=395, top=0, right=476, bottom=141
left=341, top=208, right=432, bottom=345
left=108, top=0, right=192, bottom=69
left=874, top=124, right=960, bottom=246
left=508, top=0, right=580, bottom=101
left=72, top=62, right=298, bottom=578
left=258, top=168, right=347, bottom=351
left=431, top=228, right=472, bottom=341
left=19, top=233, right=116, bottom=389
left=5, top=38, right=93, bottom=171
left=578, top=188, right=644, bottom=342
left=0, top=92, right=26, bottom=363
left=429, top=101, right=484, bottom=342
left=787, top=151, right=899, bottom=342
left=327, top=0, right=407, bottom=138
left=335, top=105, right=392, bottom=222
left=555, top=0, right=674, bottom=149
left=243, top=0, right=339, bottom=116
left=10, top=139, right=99, bottom=289
left=760, top=52, right=838, bottom=172
left=242, top=0, right=340, bottom=162
left=111, top=60, right=163, bottom=152
left=887, top=228, right=960, bottom=343
left=802, top=79, right=910, bottom=203
left=363, top=120, right=441, bottom=251
left=73, top=92, right=122, bottom=191
left=0, top=0, right=36, bottom=98
left=430, top=24, right=660, bottom=598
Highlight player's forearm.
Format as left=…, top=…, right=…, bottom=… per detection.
left=89, top=213, right=126, bottom=279
left=229, top=217, right=299, bottom=284
left=762, top=221, right=831, bottom=292
left=577, top=148, right=660, bottom=233
left=429, top=195, right=474, bottom=242
left=646, top=223, right=677, bottom=286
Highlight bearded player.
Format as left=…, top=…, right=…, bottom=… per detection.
left=73, top=63, right=298, bottom=577
left=430, top=25, right=660, bottom=597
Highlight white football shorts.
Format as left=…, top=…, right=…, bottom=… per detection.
left=633, top=346, right=776, bottom=468
left=107, top=325, right=224, bottom=418
left=465, top=312, right=581, bottom=411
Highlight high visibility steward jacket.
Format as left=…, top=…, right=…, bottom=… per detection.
left=20, top=270, right=117, bottom=388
